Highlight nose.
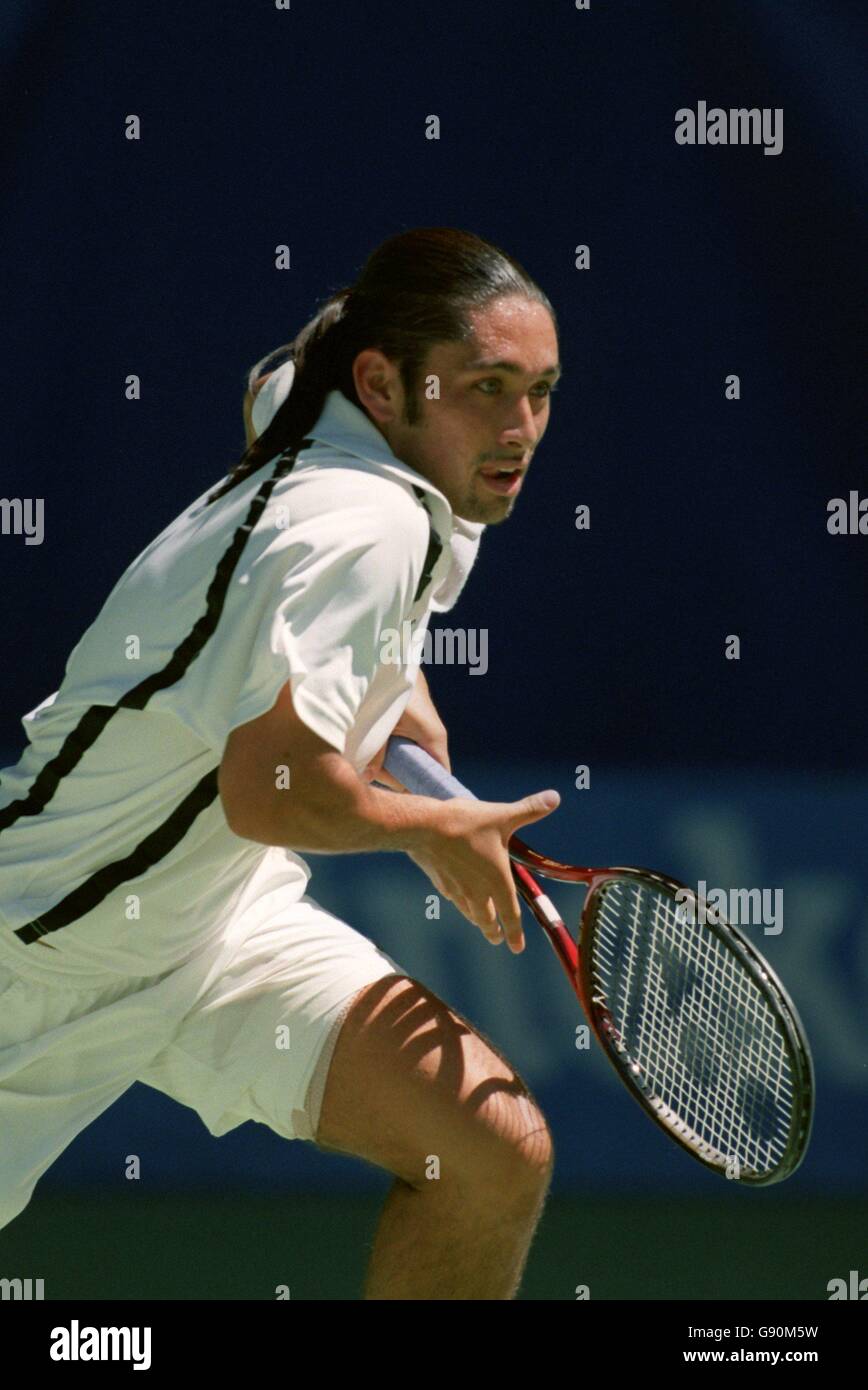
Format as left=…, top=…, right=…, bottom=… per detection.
left=500, top=395, right=541, bottom=452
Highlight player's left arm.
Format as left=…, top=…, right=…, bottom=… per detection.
left=362, top=666, right=450, bottom=790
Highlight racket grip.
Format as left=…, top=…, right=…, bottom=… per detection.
left=382, top=735, right=478, bottom=802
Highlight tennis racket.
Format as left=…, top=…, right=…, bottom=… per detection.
left=382, top=735, right=814, bottom=1186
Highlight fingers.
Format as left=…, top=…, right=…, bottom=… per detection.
left=472, top=896, right=505, bottom=946
left=457, top=895, right=504, bottom=946
left=489, top=876, right=524, bottom=953
left=456, top=886, right=522, bottom=952
left=501, top=789, right=561, bottom=834
left=438, top=878, right=512, bottom=949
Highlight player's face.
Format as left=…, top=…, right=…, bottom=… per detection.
left=365, top=295, right=560, bottom=525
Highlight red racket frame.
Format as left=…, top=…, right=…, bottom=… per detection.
left=504, top=833, right=814, bottom=1184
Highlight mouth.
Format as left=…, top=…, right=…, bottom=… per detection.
left=478, top=462, right=526, bottom=496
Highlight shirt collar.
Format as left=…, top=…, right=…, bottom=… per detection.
left=306, top=389, right=457, bottom=528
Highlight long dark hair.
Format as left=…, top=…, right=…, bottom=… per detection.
left=207, top=226, right=556, bottom=505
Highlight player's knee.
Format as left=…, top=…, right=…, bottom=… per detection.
left=437, top=1085, right=554, bottom=1199
left=312, top=975, right=554, bottom=1194
left=484, top=1099, right=554, bottom=1194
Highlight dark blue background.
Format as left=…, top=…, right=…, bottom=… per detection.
left=0, top=1, right=865, bottom=1201
left=1, top=0, right=865, bottom=769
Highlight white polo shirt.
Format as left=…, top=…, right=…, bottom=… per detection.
left=0, top=386, right=485, bottom=984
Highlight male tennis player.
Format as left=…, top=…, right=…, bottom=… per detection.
left=0, top=227, right=561, bottom=1299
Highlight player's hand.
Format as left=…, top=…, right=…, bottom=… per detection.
left=407, top=790, right=560, bottom=953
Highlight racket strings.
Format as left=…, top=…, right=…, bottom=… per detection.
left=590, top=880, right=794, bottom=1176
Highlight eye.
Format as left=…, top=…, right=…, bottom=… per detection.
left=474, top=379, right=559, bottom=397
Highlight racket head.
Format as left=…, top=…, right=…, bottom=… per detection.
left=575, top=867, right=814, bottom=1185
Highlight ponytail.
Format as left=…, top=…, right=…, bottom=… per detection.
left=209, top=227, right=555, bottom=506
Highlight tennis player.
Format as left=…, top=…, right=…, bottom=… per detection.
left=0, top=227, right=562, bottom=1299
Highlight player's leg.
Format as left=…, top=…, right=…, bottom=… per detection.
left=312, top=974, right=554, bottom=1300
left=136, top=895, right=553, bottom=1299
left=0, top=963, right=180, bottom=1234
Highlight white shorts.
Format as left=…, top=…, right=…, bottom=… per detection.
left=0, top=893, right=406, bottom=1233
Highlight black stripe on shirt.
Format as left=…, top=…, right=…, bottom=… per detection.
left=0, top=444, right=311, bottom=836
left=3, top=442, right=312, bottom=945
left=14, top=767, right=220, bottom=944
left=411, top=486, right=444, bottom=604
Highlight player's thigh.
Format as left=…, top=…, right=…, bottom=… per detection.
left=313, top=974, right=553, bottom=1189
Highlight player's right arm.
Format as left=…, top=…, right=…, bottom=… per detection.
left=217, top=680, right=559, bottom=951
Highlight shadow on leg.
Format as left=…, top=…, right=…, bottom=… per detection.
left=311, top=975, right=554, bottom=1299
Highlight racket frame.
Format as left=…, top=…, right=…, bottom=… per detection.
left=508, top=838, right=814, bottom=1185
left=380, top=736, right=814, bottom=1185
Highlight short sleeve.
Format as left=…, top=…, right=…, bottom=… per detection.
left=226, top=498, right=428, bottom=754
